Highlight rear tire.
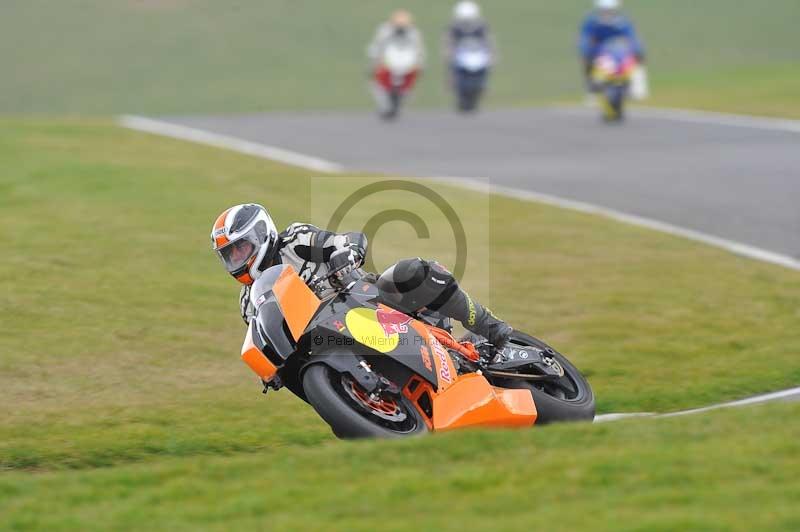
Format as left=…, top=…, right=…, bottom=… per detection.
left=303, top=363, right=428, bottom=439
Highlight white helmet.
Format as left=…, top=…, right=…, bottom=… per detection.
left=595, top=0, right=621, bottom=9
left=453, top=1, right=481, bottom=22
left=211, top=204, right=279, bottom=285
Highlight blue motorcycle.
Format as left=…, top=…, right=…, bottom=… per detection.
left=591, top=38, right=639, bottom=122
left=451, top=39, right=492, bottom=112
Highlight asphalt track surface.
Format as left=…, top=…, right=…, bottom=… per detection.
left=164, top=106, right=800, bottom=260
left=136, top=106, right=800, bottom=411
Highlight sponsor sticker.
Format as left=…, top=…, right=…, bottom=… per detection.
left=344, top=307, right=400, bottom=354
left=419, top=346, right=433, bottom=372
left=429, top=335, right=452, bottom=383
left=376, top=307, right=413, bottom=337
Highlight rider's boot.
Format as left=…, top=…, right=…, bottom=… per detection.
left=437, top=288, right=513, bottom=365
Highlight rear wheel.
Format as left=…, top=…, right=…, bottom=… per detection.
left=303, top=363, right=428, bottom=439
left=491, top=331, right=595, bottom=424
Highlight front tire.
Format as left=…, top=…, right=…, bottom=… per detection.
left=491, top=331, right=595, bottom=424
left=602, top=84, right=625, bottom=122
left=303, top=363, right=428, bottom=439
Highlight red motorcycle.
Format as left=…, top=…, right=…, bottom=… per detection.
left=372, top=42, right=421, bottom=120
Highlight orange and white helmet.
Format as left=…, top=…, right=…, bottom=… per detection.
left=211, top=204, right=279, bottom=285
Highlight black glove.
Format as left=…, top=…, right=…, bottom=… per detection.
left=328, top=246, right=363, bottom=288
left=239, top=285, right=253, bottom=324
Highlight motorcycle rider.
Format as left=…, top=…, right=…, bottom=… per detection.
left=443, top=1, right=495, bottom=66
left=578, top=0, right=645, bottom=97
left=367, top=10, right=426, bottom=68
left=211, top=204, right=512, bottom=358
left=366, top=10, right=426, bottom=117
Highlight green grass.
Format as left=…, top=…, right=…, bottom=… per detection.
left=2, top=1, right=799, bottom=117
left=1, top=119, right=799, bottom=528
left=2, top=402, right=799, bottom=531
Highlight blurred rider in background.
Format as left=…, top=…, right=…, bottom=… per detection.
left=367, top=10, right=426, bottom=71
left=366, top=10, right=426, bottom=117
left=578, top=0, right=645, bottom=99
left=442, top=1, right=495, bottom=65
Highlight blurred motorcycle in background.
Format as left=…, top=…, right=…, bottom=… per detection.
left=591, top=37, right=648, bottom=122
left=451, top=38, right=492, bottom=112
left=372, top=42, right=422, bottom=120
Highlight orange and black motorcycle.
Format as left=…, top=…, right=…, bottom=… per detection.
left=240, top=264, right=594, bottom=437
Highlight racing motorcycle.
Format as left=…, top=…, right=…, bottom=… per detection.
left=591, top=37, right=639, bottom=122
left=372, top=42, right=421, bottom=120
left=240, top=264, right=595, bottom=438
left=451, top=39, right=492, bottom=112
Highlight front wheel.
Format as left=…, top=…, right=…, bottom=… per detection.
left=491, top=331, right=595, bottom=424
left=380, top=90, right=402, bottom=120
left=602, top=84, right=625, bottom=122
left=457, top=90, right=481, bottom=112
left=303, top=363, right=428, bottom=439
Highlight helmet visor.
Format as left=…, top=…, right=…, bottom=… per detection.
left=216, top=233, right=259, bottom=274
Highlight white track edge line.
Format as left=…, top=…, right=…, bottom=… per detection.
left=555, top=104, right=800, bottom=134
left=595, top=386, right=800, bottom=423
left=634, top=106, right=800, bottom=134
left=433, top=177, right=800, bottom=272
left=118, top=115, right=345, bottom=174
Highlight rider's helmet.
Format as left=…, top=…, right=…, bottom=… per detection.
left=595, top=0, right=620, bottom=10
left=211, top=204, right=279, bottom=285
left=453, top=1, right=481, bottom=23
left=390, top=9, right=413, bottom=29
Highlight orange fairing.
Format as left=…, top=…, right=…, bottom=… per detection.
left=272, top=265, right=321, bottom=341
left=403, top=376, right=435, bottom=430
left=431, top=373, right=537, bottom=430
left=409, top=320, right=458, bottom=392
left=241, top=321, right=278, bottom=381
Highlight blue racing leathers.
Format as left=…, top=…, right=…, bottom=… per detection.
left=578, top=11, right=644, bottom=64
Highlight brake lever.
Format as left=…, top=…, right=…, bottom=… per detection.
left=309, top=263, right=354, bottom=295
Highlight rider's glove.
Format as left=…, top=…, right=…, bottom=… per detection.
left=239, top=285, right=254, bottom=324
left=329, top=246, right=363, bottom=288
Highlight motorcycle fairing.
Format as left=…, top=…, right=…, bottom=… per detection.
left=402, top=371, right=538, bottom=430
left=251, top=264, right=321, bottom=361
left=592, top=38, right=637, bottom=84
left=243, top=265, right=540, bottom=430
left=375, top=67, right=419, bottom=91
left=309, top=301, right=441, bottom=389
left=241, top=320, right=279, bottom=382
left=431, top=373, right=538, bottom=430
left=271, top=266, right=321, bottom=341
